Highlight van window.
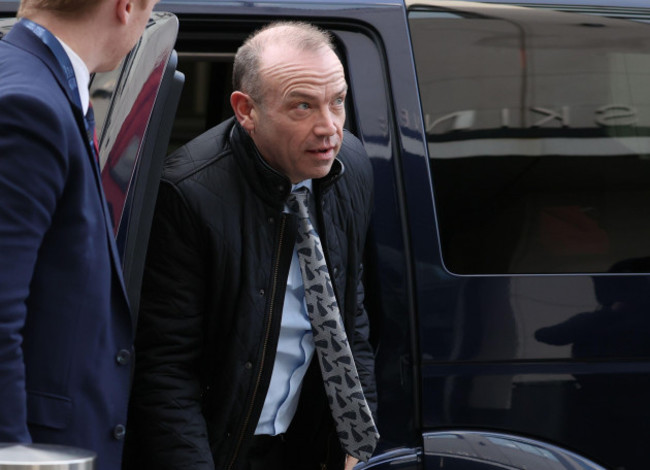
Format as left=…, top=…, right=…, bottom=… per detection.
left=409, top=5, right=650, bottom=274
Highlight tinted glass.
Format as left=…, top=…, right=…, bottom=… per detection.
left=91, top=12, right=179, bottom=236
left=409, top=5, right=650, bottom=274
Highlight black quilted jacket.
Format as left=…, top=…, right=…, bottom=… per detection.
left=123, top=118, right=377, bottom=470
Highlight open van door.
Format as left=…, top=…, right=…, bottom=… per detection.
left=91, top=11, right=184, bottom=320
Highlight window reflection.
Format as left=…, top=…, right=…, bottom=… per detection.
left=409, top=5, right=650, bottom=274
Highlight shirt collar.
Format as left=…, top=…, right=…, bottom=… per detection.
left=56, top=37, right=90, bottom=114
left=292, top=180, right=313, bottom=193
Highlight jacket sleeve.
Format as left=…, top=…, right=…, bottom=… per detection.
left=352, top=264, right=379, bottom=419
left=349, top=143, right=379, bottom=419
left=124, top=181, right=215, bottom=470
left=0, top=94, right=67, bottom=443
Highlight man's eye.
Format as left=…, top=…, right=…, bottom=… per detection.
left=297, top=103, right=310, bottom=110
left=333, top=97, right=345, bottom=106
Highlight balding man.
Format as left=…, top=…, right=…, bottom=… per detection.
left=125, top=21, right=379, bottom=470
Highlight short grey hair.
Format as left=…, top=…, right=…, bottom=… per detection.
left=232, top=21, right=336, bottom=104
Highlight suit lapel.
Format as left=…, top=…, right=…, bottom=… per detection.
left=4, top=22, right=84, bottom=119
left=4, top=22, right=131, bottom=313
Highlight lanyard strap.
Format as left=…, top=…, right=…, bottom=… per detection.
left=21, top=18, right=82, bottom=111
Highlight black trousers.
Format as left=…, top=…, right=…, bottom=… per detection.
left=244, top=434, right=287, bottom=470
left=243, top=362, right=346, bottom=470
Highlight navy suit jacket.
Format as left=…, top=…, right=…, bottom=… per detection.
left=0, top=21, right=133, bottom=470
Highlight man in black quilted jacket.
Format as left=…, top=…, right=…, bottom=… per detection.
left=123, top=22, right=378, bottom=470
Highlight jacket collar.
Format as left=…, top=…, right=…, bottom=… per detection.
left=230, top=119, right=344, bottom=210
left=4, top=20, right=84, bottom=116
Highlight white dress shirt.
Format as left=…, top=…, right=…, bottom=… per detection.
left=57, top=37, right=90, bottom=114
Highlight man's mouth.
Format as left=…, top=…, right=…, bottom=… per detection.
left=309, top=145, right=336, bottom=155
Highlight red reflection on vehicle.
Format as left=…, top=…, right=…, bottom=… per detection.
left=101, top=59, right=166, bottom=234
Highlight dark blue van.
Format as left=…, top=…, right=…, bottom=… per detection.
left=1, top=0, right=650, bottom=468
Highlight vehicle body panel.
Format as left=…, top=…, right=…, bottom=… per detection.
left=2, top=1, right=649, bottom=469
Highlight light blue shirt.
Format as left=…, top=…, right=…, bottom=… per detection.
left=255, top=180, right=316, bottom=435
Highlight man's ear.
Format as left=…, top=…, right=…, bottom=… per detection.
left=116, top=0, right=133, bottom=25
left=231, top=91, right=256, bottom=132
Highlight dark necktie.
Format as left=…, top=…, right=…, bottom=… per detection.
left=287, top=188, right=379, bottom=462
left=84, top=102, right=100, bottom=162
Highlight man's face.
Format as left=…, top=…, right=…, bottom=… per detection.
left=248, top=44, right=347, bottom=184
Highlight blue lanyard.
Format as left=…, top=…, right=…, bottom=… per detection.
left=21, top=18, right=83, bottom=111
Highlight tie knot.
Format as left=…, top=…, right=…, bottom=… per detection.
left=287, top=188, right=310, bottom=219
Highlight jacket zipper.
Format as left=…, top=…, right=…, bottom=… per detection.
left=226, top=214, right=287, bottom=470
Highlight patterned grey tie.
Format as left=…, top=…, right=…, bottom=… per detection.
left=287, top=188, right=379, bottom=462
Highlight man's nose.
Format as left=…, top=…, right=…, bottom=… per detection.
left=314, top=107, right=338, bottom=136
